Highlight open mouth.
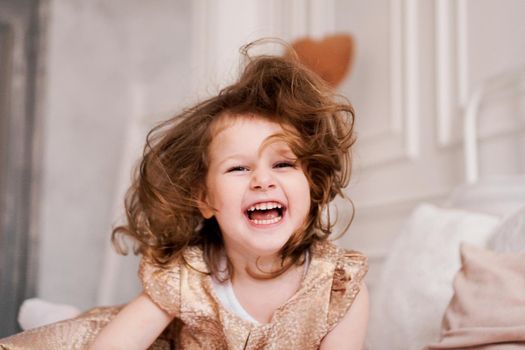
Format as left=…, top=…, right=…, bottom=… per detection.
left=245, top=201, right=285, bottom=225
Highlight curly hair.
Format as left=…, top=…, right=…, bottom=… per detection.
left=112, top=41, right=356, bottom=279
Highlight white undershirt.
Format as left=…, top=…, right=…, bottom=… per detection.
left=211, top=276, right=260, bottom=323
left=210, top=251, right=311, bottom=324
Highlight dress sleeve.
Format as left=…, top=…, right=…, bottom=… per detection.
left=327, top=251, right=368, bottom=331
left=139, top=257, right=181, bottom=317
left=0, top=307, right=121, bottom=350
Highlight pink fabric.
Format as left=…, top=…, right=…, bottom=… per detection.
left=426, top=244, right=525, bottom=350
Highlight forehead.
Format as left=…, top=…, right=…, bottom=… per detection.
left=207, top=114, right=293, bottom=158
left=210, top=113, right=280, bottom=136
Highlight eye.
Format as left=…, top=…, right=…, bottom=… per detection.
left=227, top=166, right=249, bottom=173
left=273, top=160, right=296, bottom=169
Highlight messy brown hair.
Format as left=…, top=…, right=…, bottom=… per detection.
left=112, top=40, right=356, bottom=279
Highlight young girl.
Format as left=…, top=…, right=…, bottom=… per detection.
left=0, top=42, right=368, bottom=349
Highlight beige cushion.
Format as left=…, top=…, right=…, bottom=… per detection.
left=425, top=244, right=525, bottom=349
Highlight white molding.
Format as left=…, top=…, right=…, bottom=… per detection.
left=436, top=0, right=471, bottom=147
left=284, top=0, right=309, bottom=39
left=390, top=0, right=403, bottom=134
left=436, top=0, right=525, bottom=148
left=457, top=0, right=469, bottom=107
left=404, top=0, right=420, bottom=159
left=435, top=0, right=470, bottom=146
left=283, top=0, right=420, bottom=168
left=358, top=0, right=420, bottom=168
left=191, top=0, right=269, bottom=95
left=281, top=0, right=335, bottom=39
left=435, top=0, right=454, bottom=146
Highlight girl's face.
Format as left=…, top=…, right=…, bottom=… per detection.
left=200, top=115, right=311, bottom=261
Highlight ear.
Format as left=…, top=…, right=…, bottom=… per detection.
left=197, top=190, right=214, bottom=219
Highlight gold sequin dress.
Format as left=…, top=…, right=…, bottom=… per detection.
left=0, top=239, right=367, bottom=350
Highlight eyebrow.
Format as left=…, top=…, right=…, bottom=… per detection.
left=213, top=145, right=296, bottom=168
left=259, top=141, right=296, bottom=157
left=215, top=154, right=247, bottom=166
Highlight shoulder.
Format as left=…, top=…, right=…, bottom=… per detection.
left=311, top=239, right=368, bottom=283
left=139, top=245, right=208, bottom=280
left=139, top=255, right=182, bottom=317
left=312, top=240, right=368, bottom=331
left=332, top=248, right=368, bottom=296
left=139, top=245, right=208, bottom=316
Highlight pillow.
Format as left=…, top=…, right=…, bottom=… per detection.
left=425, top=244, right=525, bottom=349
left=367, top=204, right=500, bottom=350
left=18, top=298, right=81, bottom=330
left=487, top=205, right=525, bottom=254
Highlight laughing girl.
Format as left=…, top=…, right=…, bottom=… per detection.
left=0, top=41, right=368, bottom=350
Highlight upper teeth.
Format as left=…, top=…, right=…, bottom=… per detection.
left=247, top=202, right=282, bottom=211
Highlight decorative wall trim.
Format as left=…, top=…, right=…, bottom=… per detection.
left=284, top=0, right=309, bottom=38
left=436, top=0, right=525, bottom=148
left=435, top=0, right=469, bottom=146
left=358, top=0, right=420, bottom=168
left=457, top=0, right=469, bottom=107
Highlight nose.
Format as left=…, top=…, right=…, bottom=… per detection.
left=250, top=168, right=276, bottom=191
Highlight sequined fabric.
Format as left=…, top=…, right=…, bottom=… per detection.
left=0, top=307, right=176, bottom=350
left=0, top=307, right=121, bottom=350
left=0, top=239, right=367, bottom=349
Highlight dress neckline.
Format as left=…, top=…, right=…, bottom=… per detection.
left=209, top=250, right=312, bottom=324
left=204, top=242, right=332, bottom=327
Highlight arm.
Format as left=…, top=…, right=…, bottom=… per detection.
left=90, top=293, right=174, bottom=350
left=319, top=283, right=369, bottom=350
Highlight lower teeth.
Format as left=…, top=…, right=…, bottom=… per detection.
left=251, top=217, right=281, bottom=225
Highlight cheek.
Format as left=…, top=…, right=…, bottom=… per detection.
left=302, top=177, right=312, bottom=210
left=299, top=173, right=311, bottom=195
left=206, top=177, right=241, bottom=211
left=291, top=174, right=312, bottom=209
left=299, top=173, right=313, bottom=203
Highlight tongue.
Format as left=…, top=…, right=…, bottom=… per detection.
left=250, top=209, right=280, bottom=220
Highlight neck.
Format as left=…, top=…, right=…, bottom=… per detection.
left=227, top=251, right=306, bottom=324
left=224, top=247, right=302, bottom=283
left=230, top=254, right=281, bottom=280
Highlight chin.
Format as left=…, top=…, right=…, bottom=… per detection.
left=248, top=237, right=291, bottom=259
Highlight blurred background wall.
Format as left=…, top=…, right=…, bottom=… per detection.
left=38, top=0, right=194, bottom=311
left=1, top=0, right=524, bottom=337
